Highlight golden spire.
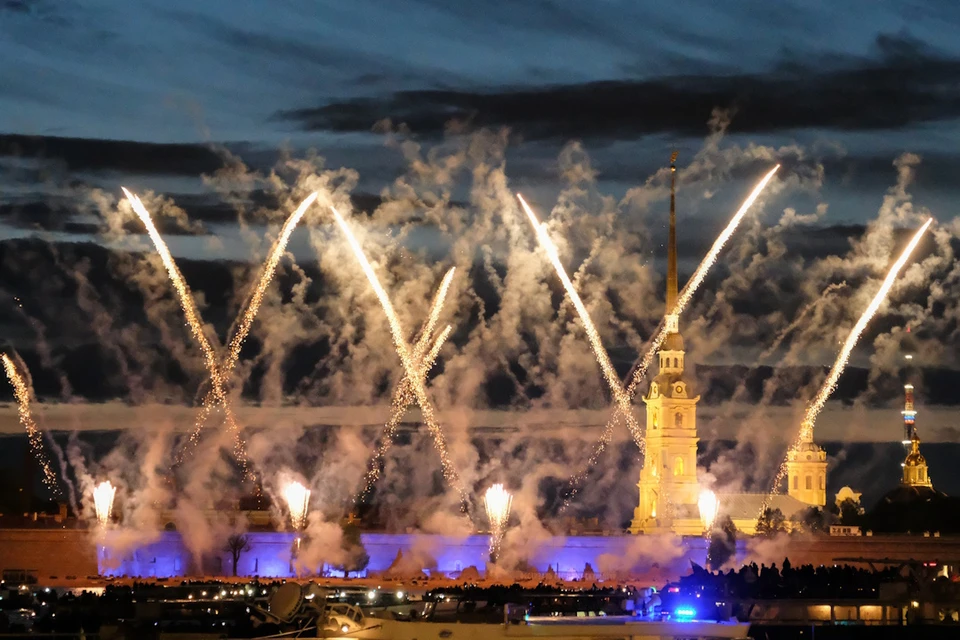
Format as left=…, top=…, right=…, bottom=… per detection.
left=666, top=151, right=679, bottom=314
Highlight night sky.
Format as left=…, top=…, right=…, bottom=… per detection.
left=0, top=1, right=959, bottom=518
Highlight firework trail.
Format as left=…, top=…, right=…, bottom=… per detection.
left=92, top=480, right=116, bottom=527
left=759, top=282, right=848, bottom=363
left=1, top=354, right=58, bottom=491
left=516, top=194, right=642, bottom=441
left=123, top=189, right=317, bottom=468
left=562, top=165, right=781, bottom=505
left=764, top=218, right=933, bottom=503
left=484, top=484, right=513, bottom=562
left=331, top=207, right=467, bottom=504
left=358, top=324, right=453, bottom=499
left=189, top=193, right=319, bottom=444
left=283, top=480, right=311, bottom=532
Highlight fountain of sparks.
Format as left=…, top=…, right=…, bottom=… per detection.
left=484, top=484, right=513, bottom=562
left=1, top=354, right=58, bottom=491
left=562, top=165, right=781, bottom=505
left=122, top=189, right=318, bottom=468
left=92, top=481, right=117, bottom=527
left=765, top=218, right=934, bottom=502
left=283, top=480, right=311, bottom=532
left=330, top=206, right=467, bottom=504
left=516, top=194, right=641, bottom=441
left=698, top=488, right=719, bottom=533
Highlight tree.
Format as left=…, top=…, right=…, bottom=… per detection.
left=838, top=498, right=863, bottom=526
left=755, top=508, right=787, bottom=536
left=339, top=522, right=370, bottom=578
left=223, top=534, right=251, bottom=577
left=708, top=515, right=737, bottom=569
left=793, top=507, right=829, bottom=533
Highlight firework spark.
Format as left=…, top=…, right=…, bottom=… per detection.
left=698, top=488, right=719, bottom=532
left=123, top=189, right=318, bottom=469
left=359, top=324, right=453, bottom=499
left=484, top=484, right=513, bottom=562
left=561, top=165, right=780, bottom=505
left=331, top=206, right=467, bottom=503
left=766, top=218, right=934, bottom=500
left=92, top=481, right=117, bottom=527
left=1, top=354, right=58, bottom=491
left=189, top=193, right=319, bottom=445
left=516, top=194, right=641, bottom=442
left=283, top=480, right=311, bottom=532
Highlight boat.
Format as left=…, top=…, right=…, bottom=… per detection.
left=258, top=582, right=750, bottom=639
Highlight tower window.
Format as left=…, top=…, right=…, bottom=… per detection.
left=674, top=456, right=684, bottom=476
left=819, top=476, right=825, bottom=490
left=792, top=475, right=798, bottom=490
left=673, top=357, right=679, bottom=368
left=675, top=412, right=683, bottom=428
left=805, top=475, right=812, bottom=490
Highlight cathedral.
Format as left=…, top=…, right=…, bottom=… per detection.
left=629, top=154, right=827, bottom=536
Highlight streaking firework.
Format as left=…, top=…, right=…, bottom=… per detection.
left=283, top=480, right=311, bottom=532
left=358, top=323, right=453, bottom=499
left=330, top=206, right=467, bottom=504
left=122, top=189, right=318, bottom=470
left=189, top=192, right=319, bottom=445
left=766, top=218, right=934, bottom=500
left=484, top=484, right=513, bottom=562
left=1, top=354, right=58, bottom=491
left=563, top=165, right=781, bottom=504
left=516, top=194, right=642, bottom=444
left=92, top=481, right=117, bottom=527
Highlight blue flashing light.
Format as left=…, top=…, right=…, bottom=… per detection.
left=674, top=607, right=696, bottom=619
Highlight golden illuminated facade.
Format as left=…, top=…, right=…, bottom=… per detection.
left=902, top=432, right=933, bottom=488
left=785, top=421, right=827, bottom=507
left=630, top=153, right=702, bottom=535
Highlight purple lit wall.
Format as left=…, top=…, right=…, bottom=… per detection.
left=97, top=532, right=717, bottom=580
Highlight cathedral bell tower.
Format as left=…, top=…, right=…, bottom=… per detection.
left=630, top=153, right=702, bottom=536
left=785, top=421, right=827, bottom=507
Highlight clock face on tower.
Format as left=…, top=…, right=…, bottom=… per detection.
left=673, top=381, right=686, bottom=397
left=650, top=382, right=659, bottom=398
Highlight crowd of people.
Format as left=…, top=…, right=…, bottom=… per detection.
left=677, top=559, right=903, bottom=600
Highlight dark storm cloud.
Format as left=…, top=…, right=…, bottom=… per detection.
left=0, top=134, right=233, bottom=176
left=281, top=34, right=960, bottom=140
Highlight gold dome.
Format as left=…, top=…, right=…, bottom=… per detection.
left=663, top=331, right=684, bottom=351
left=904, top=433, right=926, bottom=467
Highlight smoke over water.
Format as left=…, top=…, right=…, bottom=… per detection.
left=0, top=118, right=954, bottom=567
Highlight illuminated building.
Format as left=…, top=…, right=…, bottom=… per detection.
left=785, top=422, right=827, bottom=507
left=630, top=153, right=702, bottom=535
left=902, top=432, right=933, bottom=489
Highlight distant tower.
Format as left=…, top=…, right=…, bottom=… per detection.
left=786, top=421, right=827, bottom=507
left=902, top=432, right=933, bottom=488
left=902, top=383, right=917, bottom=443
left=901, top=326, right=917, bottom=444
left=630, top=152, right=702, bottom=536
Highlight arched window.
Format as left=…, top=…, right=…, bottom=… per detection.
left=792, top=475, right=798, bottom=490
left=675, top=412, right=683, bottom=428
left=673, top=357, right=679, bottom=368
left=805, top=475, right=812, bottom=490
left=674, top=456, right=684, bottom=476
left=819, top=475, right=825, bottom=490
left=651, top=499, right=657, bottom=518
left=652, top=410, right=659, bottom=429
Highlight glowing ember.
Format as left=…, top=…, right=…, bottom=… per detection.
left=1, top=354, right=57, bottom=491
left=484, top=484, right=513, bottom=561
left=331, top=206, right=466, bottom=503
left=698, top=488, right=719, bottom=532
left=93, top=481, right=117, bottom=527
left=283, top=481, right=311, bottom=531
left=767, top=218, right=934, bottom=501
left=563, top=165, right=781, bottom=505
left=516, top=194, right=642, bottom=443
